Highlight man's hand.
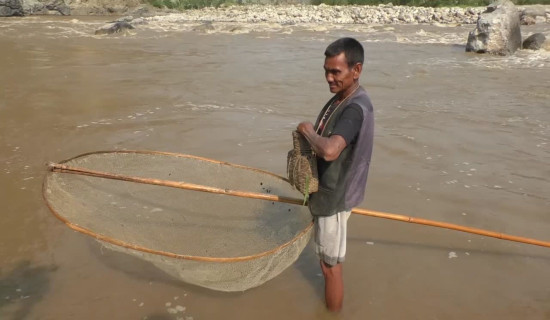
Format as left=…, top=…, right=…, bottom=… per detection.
left=296, top=122, right=347, bottom=162
left=297, top=121, right=315, bottom=136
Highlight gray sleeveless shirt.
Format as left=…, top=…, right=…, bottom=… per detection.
left=309, top=86, right=374, bottom=216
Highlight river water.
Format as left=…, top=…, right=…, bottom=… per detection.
left=0, top=15, right=549, bottom=320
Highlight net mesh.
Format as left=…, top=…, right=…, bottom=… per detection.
left=43, top=151, right=313, bottom=292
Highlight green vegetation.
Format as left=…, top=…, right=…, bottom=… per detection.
left=146, top=0, right=549, bottom=9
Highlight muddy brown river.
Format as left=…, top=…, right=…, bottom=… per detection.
left=1, top=16, right=549, bottom=320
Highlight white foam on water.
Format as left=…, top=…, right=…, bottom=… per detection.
left=414, top=48, right=550, bottom=70
left=175, top=305, right=186, bottom=312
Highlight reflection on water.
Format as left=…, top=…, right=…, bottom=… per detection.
left=0, top=16, right=549, bottom=320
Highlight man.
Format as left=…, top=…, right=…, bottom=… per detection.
left=297, top=37, right=374, bottom=312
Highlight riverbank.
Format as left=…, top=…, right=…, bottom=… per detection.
left=3, top=0, right=549, bottom=26
left=144, top=4, right=486, bottom=25
left=116, top=4, right=550, bottom=31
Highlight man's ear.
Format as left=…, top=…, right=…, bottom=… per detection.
left=353, top=63, right=363, bottom=80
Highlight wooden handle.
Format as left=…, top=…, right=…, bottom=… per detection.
left=48, top=163, right=550, bottom=249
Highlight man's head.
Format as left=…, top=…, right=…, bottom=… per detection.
left=325, top=37, right=364, bottom=68
left=324, top=38, right=364, bottom=96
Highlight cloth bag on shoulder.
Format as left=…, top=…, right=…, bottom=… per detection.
left=287, top=131, right=319, bottom=195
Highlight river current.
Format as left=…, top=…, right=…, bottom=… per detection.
left=0, top=16, right=549, bottom=320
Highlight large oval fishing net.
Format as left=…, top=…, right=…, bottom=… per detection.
left=43, top=151, right=313, bottom=292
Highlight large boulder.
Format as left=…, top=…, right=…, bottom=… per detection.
left=20, top=0, right=144, bottom=15
left=0, top=0, right=24, bottom=16
left=523, top=33, right=546, bottom=50
left=21, top=0, right=69, bottom=15
left=466, top=0, right=522, bottom=56
left=21, top=0, right=43, bottom=14
left=45, top=0, right=69, bottom=15
left=64, top=0, right=144, bottom=16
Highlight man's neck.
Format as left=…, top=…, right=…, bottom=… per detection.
left=335, top=82, right=359, bottom=104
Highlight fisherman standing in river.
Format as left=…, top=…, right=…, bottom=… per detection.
left=297, top=37, right=374, bottom=312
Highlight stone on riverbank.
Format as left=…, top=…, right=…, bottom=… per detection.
left=0, top=0, right=24, bottom=16
left=21, top=0, right=70, bottom=15
left=466, top=0, right=522, bottom=56
left=21, top=0, right=145, bottom=15
left=45, top=0, right=69, bottom=15
left=520, top=5, right=548, bottom=25
left=522, top=33, right=546, bottom=50
left=67, top=0, right=150, bottom=16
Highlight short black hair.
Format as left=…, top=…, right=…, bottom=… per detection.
left=324, top=37, right=364, bottom=69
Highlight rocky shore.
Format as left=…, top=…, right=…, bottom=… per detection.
left=147, top=4, right=488, bottom=25
left=1, top=0, right=549, bottom=27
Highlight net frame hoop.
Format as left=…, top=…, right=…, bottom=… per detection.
left=43, top=150, right=314, bottom=263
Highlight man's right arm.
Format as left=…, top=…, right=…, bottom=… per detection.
left=296, top=122, right=347, bottom=162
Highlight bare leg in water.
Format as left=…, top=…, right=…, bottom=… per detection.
left=320, top=260, right=344, bottom=312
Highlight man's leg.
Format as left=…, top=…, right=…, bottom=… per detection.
left=320, top=261, right=344, bottom=312
left=314, top=210, right=351, bottom=312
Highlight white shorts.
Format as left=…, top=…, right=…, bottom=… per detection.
left=314, top=210, right=351, bottom=266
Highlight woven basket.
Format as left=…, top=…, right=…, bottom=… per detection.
left=287, top=131, right=318, bottom=195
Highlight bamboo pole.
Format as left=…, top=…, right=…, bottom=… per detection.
left=49, top=163, right=304, bottom=206
left=48, top=162, right=550, bottom=249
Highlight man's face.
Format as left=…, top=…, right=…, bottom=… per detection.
left=324, top=52, right=358, bottom=95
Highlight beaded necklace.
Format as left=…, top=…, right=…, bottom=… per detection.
left=316, top=83, right=360, bottom=135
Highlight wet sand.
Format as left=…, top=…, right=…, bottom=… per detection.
left=0, top=16, right=549, bottom=320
